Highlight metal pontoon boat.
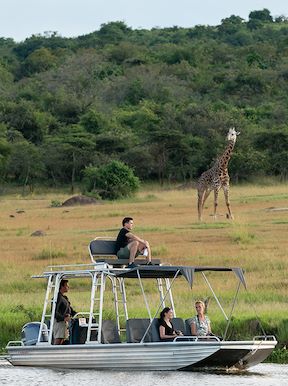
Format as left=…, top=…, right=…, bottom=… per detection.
left=6, top=258, right=277, bottom=371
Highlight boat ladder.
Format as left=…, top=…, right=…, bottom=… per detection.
left=86, top=271, right=105, bottom=343
left=112, top=276, right=128, bottom=338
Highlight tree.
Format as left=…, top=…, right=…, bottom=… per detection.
left=23, top=47, right=57, bottom=75
left=219, top=15, right=245, bottom=35
left=83, top=160, right=139, bottom=199
left=80, top=109, right=110, bottom=134
left=98, top=21, right=132, bottom=46
left=42, top=126, right=96, bottom=191
left=248, top=9, right=273, bottom=30
left=0, top=136, right=11, bottom=180
left=6, top=140, right=44, bottom=192
left=1, top=100, right=55, bottom=144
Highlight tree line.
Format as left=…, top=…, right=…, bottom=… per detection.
left=0, top=8, right=288, bottom=196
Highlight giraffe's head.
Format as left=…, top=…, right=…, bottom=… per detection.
left=227, top=127, right=240, bottom=142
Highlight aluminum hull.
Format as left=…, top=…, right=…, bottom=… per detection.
left=7, top=340, right=276, bottom=371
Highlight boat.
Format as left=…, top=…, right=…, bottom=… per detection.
left=6, top=250, right=277, bottom=371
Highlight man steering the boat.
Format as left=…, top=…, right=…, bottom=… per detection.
left=53, top=279, right=76, bottom=345
left=116, top=217, right=152, bottom=268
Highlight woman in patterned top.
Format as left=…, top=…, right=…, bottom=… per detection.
left=190, top=300, right=212, bottom=336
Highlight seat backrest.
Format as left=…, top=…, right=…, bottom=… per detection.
left=101, top=320, right=121, bottom=344
left=185, top=318, right=194, bottom=335
left=126, top=319, right=153, bottom=343
left=172, top=317, right=186, bottom=335
left=150, top=318, right=161, bottom=342
left=89, top=239, right=118, bottom=261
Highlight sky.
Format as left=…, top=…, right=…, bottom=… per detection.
left=1, top=0, right=288, bottom=42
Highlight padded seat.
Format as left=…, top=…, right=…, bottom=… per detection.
left=172, top=317, right=186, bottom=335
left=101, top=320, right=121, bottom=344
left=185, top=318, right=194, bottom=335
left=126, top=318, right=152, bottom=343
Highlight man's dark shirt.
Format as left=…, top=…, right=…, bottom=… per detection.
left=115, top=228, right=129, bottom=252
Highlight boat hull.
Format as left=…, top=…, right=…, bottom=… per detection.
left=7, top=340, right=276, bottom=371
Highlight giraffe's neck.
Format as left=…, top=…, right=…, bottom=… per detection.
left=218, top=140, right=236, bottom=169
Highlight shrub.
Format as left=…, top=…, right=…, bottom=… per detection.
left=83, top=160, right=140, bottom=200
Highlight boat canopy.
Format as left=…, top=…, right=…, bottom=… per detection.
left=115, top=265, right=246, bottom=289
left=36, top=264, right=246, bottom=289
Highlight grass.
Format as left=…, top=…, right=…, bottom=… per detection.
left=0, top=182, right=288, bottom=360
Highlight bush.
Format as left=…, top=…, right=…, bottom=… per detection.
left=83, top=160, right=140, bottom=200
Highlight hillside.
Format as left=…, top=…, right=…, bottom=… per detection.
left=0, top=8, right=288, bottom=192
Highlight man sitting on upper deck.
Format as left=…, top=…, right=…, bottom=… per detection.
left=116, top=217, right=152, bottom=269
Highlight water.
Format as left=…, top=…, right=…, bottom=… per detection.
left=0, top=359, right=287, bottom=386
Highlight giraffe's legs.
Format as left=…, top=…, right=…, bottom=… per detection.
left=213, top=187, right=220, bottom=220
left=197, top=189, right=205, bottom=221
left=198, top=188, right=211, bottom=221
left=223, top=184, right=233, bottom=219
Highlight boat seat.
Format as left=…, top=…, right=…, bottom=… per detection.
left=101, top=320, right=121, bottom=344
left=89, top=238, right=161, bottom=267
left=71, top=319, right=120, bottom=344
left=172, top=317, right=186, bottom=336
left=185, top=318, right=194, bottom=335
left=126, top=318, right=154, bottom=343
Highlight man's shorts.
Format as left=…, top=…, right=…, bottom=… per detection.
left=117, top=245, right=141, bottom=259
left=53, top=320, right=69, bottom=339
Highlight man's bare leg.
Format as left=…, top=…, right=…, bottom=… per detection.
left=127, top=240, right=139, bottom=263
left=138, top=241, right=152, bottom=263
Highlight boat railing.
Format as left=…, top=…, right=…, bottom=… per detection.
left=253, top=335, right=277, bottom=341
left=72, top=312, right=99, bottom=328
left=174, top=335, right=221, bottom=342
left=6, top=341, right=24, bottom=347
left=44, top=262, right=112, bottom=272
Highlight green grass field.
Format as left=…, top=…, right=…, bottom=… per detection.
left=0, top=182, right=287, bottom=361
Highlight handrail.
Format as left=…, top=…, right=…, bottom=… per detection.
left=6, top=341, right=24, bottom=347
left=253, top=335, right=277, bottom=341
left=173, top=335, right=221, bottom=342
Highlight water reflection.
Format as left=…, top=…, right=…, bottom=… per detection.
left=0, top=360, right=287, bottom=386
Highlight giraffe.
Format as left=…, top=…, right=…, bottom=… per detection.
left=197, top=127, right=240, bottom=221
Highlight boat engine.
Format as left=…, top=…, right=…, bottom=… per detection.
left=21, top=322, right=48, bottom=346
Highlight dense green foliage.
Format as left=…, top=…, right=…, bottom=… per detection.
left=1, top=9, right=288, bottom=193
left=83, top=160, right=140, bottom=199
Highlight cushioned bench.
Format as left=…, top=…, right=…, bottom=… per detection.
left=89, top=238, right=161, bottom=267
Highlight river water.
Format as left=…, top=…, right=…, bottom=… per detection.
left=0, top=359, right=287, bottom=386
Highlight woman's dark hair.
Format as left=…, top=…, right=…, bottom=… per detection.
left=159, top=307, right=171, bottom=320
left=60, top=279, right=68, bottom=288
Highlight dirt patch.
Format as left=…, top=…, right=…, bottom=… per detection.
left=62, top=195, right=102, bottom=207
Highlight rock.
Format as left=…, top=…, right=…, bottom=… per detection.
left=16, top=210, right=25, bottom=214
left=31, top=230, right=46, bottom=237
left=62, top=195, right=102, bottom=207
left=9, top=214, right=15, bottom=218
left=266, top=207, right=288, bottom=212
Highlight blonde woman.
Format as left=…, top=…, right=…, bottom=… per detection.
left=190, top=300, right=212, bottom=336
